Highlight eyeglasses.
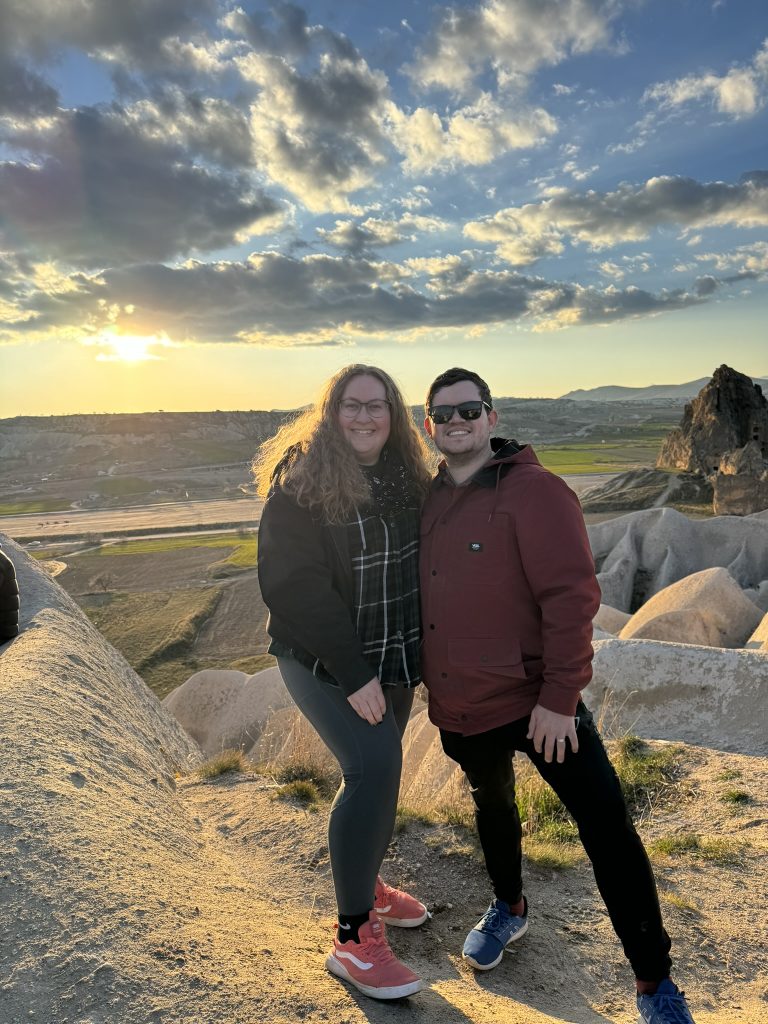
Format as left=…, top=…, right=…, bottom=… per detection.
left=338, top=398, right=391, bottom=419
left=427, top=401, right=491, bottom=424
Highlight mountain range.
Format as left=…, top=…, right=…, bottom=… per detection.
left=560, top=375, right=768, bottom=402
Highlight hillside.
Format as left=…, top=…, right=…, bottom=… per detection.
left=1, top=401, right=679, bottom=517
left=560, top=377, right=768, bottom=402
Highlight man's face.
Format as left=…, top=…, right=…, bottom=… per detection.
left=425, top=380, right=497, bottom=460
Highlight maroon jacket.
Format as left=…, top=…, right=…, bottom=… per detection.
left=419, top=439, right=601, bottom=735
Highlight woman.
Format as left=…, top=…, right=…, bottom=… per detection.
left=255, top=365, right=432, bottom=1000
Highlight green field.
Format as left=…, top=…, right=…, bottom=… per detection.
left=538, top=437, right=668, bottom=475
left=0, top=499, right=71, bottom=515
left=102, top=532, right=257, bottom=567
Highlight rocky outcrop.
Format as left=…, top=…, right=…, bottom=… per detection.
left=591, top=638, right=768, bottom=755
left=587, top=506, right=768, bottom=612
left=618, top=567, right=762, bottom=648
left=713, top=442, right=768, bottom=514
left=657, top=365, right=768, bottom=477
left=579, top=468, right=711, bottom=513
left=162, top=667, right=292, bottom=756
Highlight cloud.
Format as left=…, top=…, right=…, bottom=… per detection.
left=0, top=58, right=58, bottom=117
left=317, top=214, right=447, bottom=253
left=463, top=175, right=768, bottom=264
left=0, top=0, right=215, bottom=72
left=643, top=38, right=768, bottom=119
left=236, top=46, right=391, bottom=211
left=2, top=246, right=734, bottom=349
left=388, top=93, right=557, bottom=173
left=0, top=106, right=284, bottom=267
left=126, top=87, right=254, bottom=168
left=405, top=0, right=618, bottom=95
left=695, top=241, right=768, bottom=275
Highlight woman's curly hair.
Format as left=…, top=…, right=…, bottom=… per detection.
left=253, top=364, right=433, bottom=523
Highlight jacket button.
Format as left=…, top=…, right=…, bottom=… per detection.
left=441, top=672, right=447, bottom=678
left=460, top=714, right=467, bottom=721
left=480, top=655, right=488, bottom=662
left=431, top=569, right=437, bottom=576
left=429, top=624, right=435, bottom=630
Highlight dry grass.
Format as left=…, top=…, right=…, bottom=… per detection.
left=196, top=749, right=252, bottom=780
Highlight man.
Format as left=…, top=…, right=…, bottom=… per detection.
left=419, top=367, right=696, bottom=1024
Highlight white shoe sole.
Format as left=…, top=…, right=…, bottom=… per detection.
left=325, top=955, right=423, bottom=999
left=375, top=907, right=430, bottom=928
left=462, top=917, right=529, bottom=971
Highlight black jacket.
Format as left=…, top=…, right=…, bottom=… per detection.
left=0, top=547, right=20, bottom=643
left=257, top=485, right=374, bottom=696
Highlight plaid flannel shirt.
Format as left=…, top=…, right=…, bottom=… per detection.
left=346, top=505, right=421, bottom=687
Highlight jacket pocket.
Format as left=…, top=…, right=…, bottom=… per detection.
left=447, top=637, right=527, bottom=677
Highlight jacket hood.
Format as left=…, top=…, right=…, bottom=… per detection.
left=435, top=437, right=542, bottom=489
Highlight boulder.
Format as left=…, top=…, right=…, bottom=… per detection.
left=163, top=666, right=292, bottom=756
left=619, top=567, right=762, bottom=648
left=594, top=603, right=632, bottom=635
left=590, top=637, right=768, bottom=755
left=713, top=472, right=768, bottom=516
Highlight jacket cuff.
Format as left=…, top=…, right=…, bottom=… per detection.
left=536, top=683, right=581, bottom=717
left=331, top=657, right=378, bottom=697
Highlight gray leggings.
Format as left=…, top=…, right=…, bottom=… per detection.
left=277, top=658, right=414, bottom=916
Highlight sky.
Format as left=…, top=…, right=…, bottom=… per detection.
left=1, top=0, right=767, bottom=416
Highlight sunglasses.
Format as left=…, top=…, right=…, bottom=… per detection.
left=427, top=401, right=491, bottom=424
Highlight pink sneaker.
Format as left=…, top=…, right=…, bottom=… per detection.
left=326, top=912, right=423, bottom=999
left=374, top=875, right=429, bottom=927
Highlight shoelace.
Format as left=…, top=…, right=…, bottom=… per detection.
left=478, top=909, right=502, bottom=932
left=644, top=987, right=692, bottom=1024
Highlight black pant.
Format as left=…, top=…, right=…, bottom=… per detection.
left=440, top=702, right=672, bottom=982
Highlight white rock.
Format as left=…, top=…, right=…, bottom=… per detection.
left=590, top=637, right=768, bottom=755
left=588, top=507, right=768, bottom=612
left=163, top=666, right=292, bottom=756
left=618, top=567, right=762, bottom=648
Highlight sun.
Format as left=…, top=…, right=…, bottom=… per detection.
left=91, top=332, right=172, bottom=363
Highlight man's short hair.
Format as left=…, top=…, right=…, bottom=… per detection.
left=425, top=367, right=493, bottom=412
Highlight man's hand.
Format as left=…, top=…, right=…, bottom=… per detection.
left=347, top=676, right=386, bottom=724
left=527, top=704, right=579, bottom=764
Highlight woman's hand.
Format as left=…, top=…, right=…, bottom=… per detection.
left=347, top=676, right=386, bottom=724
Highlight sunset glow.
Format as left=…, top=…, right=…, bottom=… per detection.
left=1, top=2, right=767, bottom=416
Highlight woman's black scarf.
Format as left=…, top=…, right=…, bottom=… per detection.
left=360, top=445, right=421, bottom=516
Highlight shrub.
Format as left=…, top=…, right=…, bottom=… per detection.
left=196, top=749, right=251, bottom=780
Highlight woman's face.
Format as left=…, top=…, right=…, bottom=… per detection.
left=336, top=373, right=392, bottom=465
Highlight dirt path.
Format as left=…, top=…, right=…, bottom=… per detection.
left=169, top=747, right=766, bottom=1024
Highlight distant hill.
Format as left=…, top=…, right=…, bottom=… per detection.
left=560, top=375, right=768, bottom=402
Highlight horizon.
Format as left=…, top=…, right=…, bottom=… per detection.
left=2, top=2, right=767, bottom=417
left=5, top=364, right=768, bottom=420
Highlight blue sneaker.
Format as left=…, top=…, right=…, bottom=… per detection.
left=637, top=979, right=696, bottom=1023
left=462, top=898, right=528, bottom=971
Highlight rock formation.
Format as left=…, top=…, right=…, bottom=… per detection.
left=713, top=440, right=768, bottom=515
left=655, top=365, right=768, bottom=515
left=579, top=468, right=711, bottom=514
left=657, top=364, right=768, bottom=477
left=591, top=638, right=768, bottom=755
left=162, top=667, right=292, bottom=756
left=618, top=567, right=762, bottom=648
left=587, top=506, right=768, bottom=612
